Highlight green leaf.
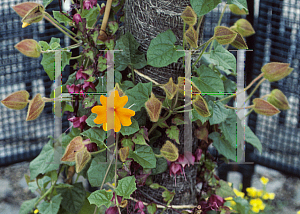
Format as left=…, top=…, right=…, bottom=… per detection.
left=39, top=41, right=50, bottom=51
left=209, top=101, right=229, bottom=125
left=43, top=0, right=53, bottom=8
left=115, top=176, right=137, bottom=199
left=234, top=197, right=250, bottom=214
left=120, top=80, right=135, bottom=91
left=86, top=113, right=102, bottom=128
left=120, top=118, right=139, bottom=136
left=132, top=132, right=148, bottom=145
left=37, top=194, right=62, bottom=214
left=88, top=190, right=113, bottom=208
left=133, top=107, right=147, bottom=127
left=115, top=70, right=122, bottom=84
left=147, top=29, right=185, bottom=67
left=245, top=126, right=262, bottom=154
left=29, top=138, right=60, bottom=179
left=81, top=128, right=106, bottom=148
left=114, top=32, right=147, bottom=71
left=62, top=51, right=72, bottom=70
left=123, top=82, right=152, bottom=112
left=81, top=6, right=100, bottom=28
left=28, top=176, right=51, bottom=192
left=210, top=43, right=236, bottom=75
left=78, top=192, right=96, bottom=214
left=223, top=78, right=237, bottom=93
left=53, top=11, right=70, bottom=26
left=19, top=197, right=38, bottom=214
left=41, top=52, right=55, bottom=80
left=121, top=138, right=134, bottom=151
left=209, top=132, right=236, bottom=161
left=165, top=126, right=180, bottom=144
left=190, top=0, right=222, bottom=17
left=97, top=56, right=107, bottom=72
left=216, top=180, right=236, bottom=197
left=227, top=0, right=248, bottom=13
left=193, top=65, right=224, bottom=96
left=107, top=21, right=119, bottom=35
left=50, top=37, right=60, bottom=45
left=56, top=182, right=86, bottom=214
left=128, top=145, right=156, bottom=168
left=105, top=39, right=115, bottom=50
left=219, top=109, right=238, bottom=144
left=50, top=42, right=60, bottom=50
left=87, top=155, right=115, bottom=187
left=151, top=157, right=168, bottom=175
left=147, top=203, right=157, bottom=214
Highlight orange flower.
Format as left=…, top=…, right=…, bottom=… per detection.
left=91, top=90, right=135, bottom=132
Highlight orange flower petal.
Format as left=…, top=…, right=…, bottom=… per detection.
left=100, top=95, right=107, bottom=106
left=116, top=108, right=135, bottom=126
left=113, top=91, right=128, bottom=109
left=92, top=106, right=106, bottom=124
left=114, top=113, right=122, bottom=132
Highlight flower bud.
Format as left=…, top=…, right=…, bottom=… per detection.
left=160, top=140, right=179, bottom=162
left=1, top=90, right=29, bottom=110
left=21, top=4, right=45, bottom=27
left=253, top=98, right=280, bottom=116
left=214, top=26, right=238, bottom=45
left=162, top=77, right=178, bottom=100
left=261, top=62, right=293, bottom=82
left=184, top=26, right=198, bottom=48
left=232, top=19, right=255, bottom=37
left=150, top=183, right=160, bottom=189
left=15, top=39, right=41, bottom=58
left=114, top=83, right=125, bottom=97
left=192, top=94, right=211, bottom=117
left=230, top=31, right=248, bottom=49
left=26, top=93, right=45, bottom=121
left=229, top=4, right=248, bottom=15
left=145, top=92, right=162, bottom=122
left=181, top=6, right=197, bottom=26
left=61, top=136, right=84, bottom=162
left=267, top=89, right=290, bottom=110
left=12, top=2, right=40, bottom=18
left=75, top=147, right=91, bottom=173
left=119, top=147, right=130, bottom=162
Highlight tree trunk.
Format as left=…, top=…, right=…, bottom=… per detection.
left=124, top=0, right=204, bottom=212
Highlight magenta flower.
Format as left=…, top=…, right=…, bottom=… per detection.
left=76, top=69, right=89, bottom=80
left=105, top=206, right=118, bottom=214
left=82, top=81, right=96, bottom=91
left=73, top=14, right=82, bottom=24
left=66, top=84, right=81, bottom=94
left=135, top=201, right=145, bottom=214
left=110, top=192, right=122, bottom=205
left=84, top=143, right=98, bottom=152
left=208, top=194, right=225, bottom=209
left=68, top=115, right=87, bottom=131
left=195, top=148, right=202, bottom=162
left=83, top=0, right=97, bottom=10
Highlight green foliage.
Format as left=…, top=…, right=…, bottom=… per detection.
left=209, top=132, right=236, bottom=161
left=43, top=0, right=53, bottom=8
left=29, top=138, right=60, bottom=179
left=120, top=118, right=139, bottom=136
left=209, top=101, right=229, bottom=125
left=165, top=126, right=180, bottom=144
left=56, top=182, right=86, bottom=214
left=216, top=180, right=236, bottom=197
left=245, top=126, right=262, bottom=153
left=147, top=29, right=185, bottom=67
left=227, top=0, right=248, bottom=13
left=115, top=176, right=137, bottom=199
left=81, top=128, right=107, bottom=147
left=81, top=5, right=100, bottom=28
left=37, top=194, right=62, bottom=214
left=86, top=113, right=102, bottom=128
left=88, top=190, right=113, bottom=208
left=19, top=197, right=38, bottom=214
left=151, top=157, right=168, bottom=175
left=128, top=145, right=156, bottom=168
left=53, top=11, right=70, bottom=26
left=190, top=0, right=222, bottom=17
left=114, top=32, right=147, bottom=71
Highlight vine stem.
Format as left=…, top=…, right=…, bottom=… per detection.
left=192, top=37, right=214, bottom=70
left=148, top=110, right=173, bottom=137
left=208, top=3, right=227, bottom=53
left=129, top=197, right=196, bottom=209
left=44, top=13, right=79, bottom=43
left=133, top=69, right=160, bottom=86
left=218, top=73, right=265, bottom=103
left=114, top=133, right=121, bottom=214
left=45, top=12, right=77, bottom=37
left=241, top=108, right=254, bottom=120
left=225, top=104, right=254, bottom=110
left=93, top=132, right=119, bottom=214
left=242, top=77, right=267, bottom=106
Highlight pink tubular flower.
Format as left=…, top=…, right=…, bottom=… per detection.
left=84, top=143, right=98, bottom=152
left=135, top=201, right=145, bottom=214
left=76, top=69, right=89, bottom=80
left=73, top=14, right=82, bottom=24
left=82, top=81, right=96, bottom=91
left=105, top=206, right=118, bottom=214
left=83, top=0, right=97, bottom=10
left=68, top=115, right=87, bottom=131
left=66, top=84, right=81, bottom=94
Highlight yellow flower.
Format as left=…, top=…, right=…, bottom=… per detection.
left=91, top=90, right=135, bottom=132
left=260, top=176, right=269, bottom=185
left=250, top=198, right=265, bottom=213
left=34, top=209, right=39, bottom=214
left=225, top=197, right=236, bottom=206
left=246, top=187, right=258, bottom=197
left=233, top=188, right=245, bottom=198
left=297, top=211, right=300, bottom=214
left=262, top=192, right=275, bottom=200
left=22, top=22, right=30, bottom=28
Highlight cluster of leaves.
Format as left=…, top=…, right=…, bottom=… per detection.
left=3, top=0, right=294, bottom=214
